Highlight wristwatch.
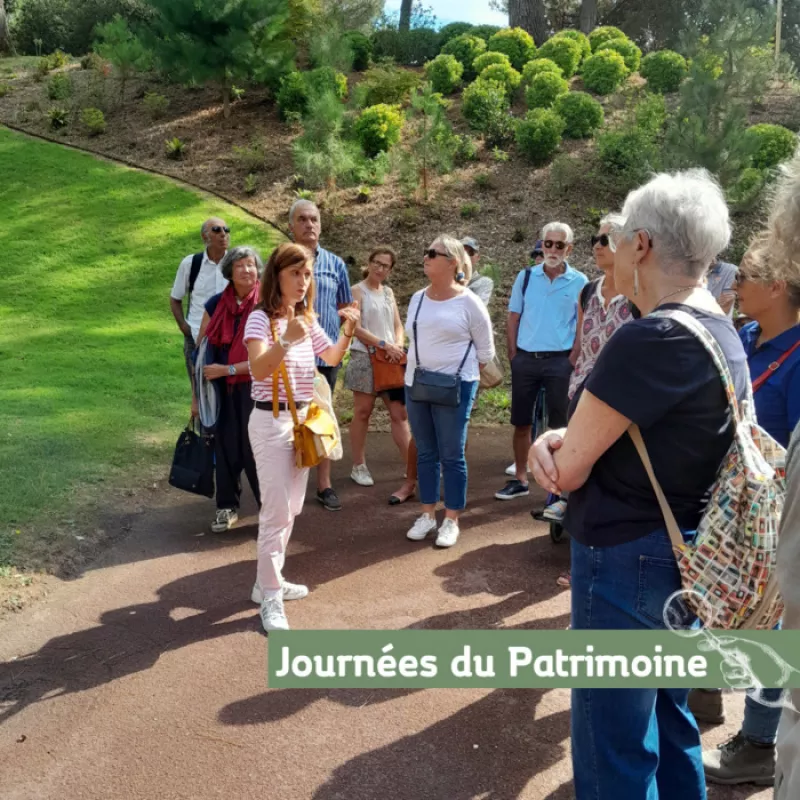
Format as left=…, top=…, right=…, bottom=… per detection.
left=228, top=364, right=236, bottom=377
left=278, top=333, right=293, bottom=350
left=378, top=339, right=386, bottom=348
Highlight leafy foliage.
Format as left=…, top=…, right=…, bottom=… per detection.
left=354, top=103, right=405, bottom=157
left=581, top=49, right=628, bottom=94
left=461, top=77, right=509, bottom=129
left=344, top=30, right=372, bottom=71
left=452, top=134, right=480, bottom=164
left=553, top=91, right=604, bottom=138
left=232, top=138, right=269, bottom=171
left=477, top=62, right=522, bottom=99
left=46, top=72, right=72, bottom=100
left=94, top=15, right=152, bottom=100
left=525, top=71, right=569, bottom=108
left=80, top=107, right=106, bottom=135
left=550, top=29, right=591, bottom=62
left=142, top=90, right=169, bottom=118
left=472, top=51, right=511, bottom=73
left=588, top=25, right=627, bottom=52
left=276, top=71, right=308, bottom=118
left=48, top=105, right=68, bottom=129
left=424, top=53, right=463, bottom=95
left=355, top=64, right=422, bottom=106
left=515, top=108, right=565, bottom=165
left=640, top=50, right=688, bottom=93
left=470, top=24, right=502, bottom=43
left=486, top=27, right=536, bottom=70
left=597, top=37, right=641, bottom=73
left=521, top=58, right=563, bottom=85
left=369, top=27, right=440, bottom=66
left=165, top=137, right=186, bottom=158
left=536, top=36, right=582, bottom=78
left=744, top=124, right=799, bottom=169
left=440, top=33, right=486, bottom=80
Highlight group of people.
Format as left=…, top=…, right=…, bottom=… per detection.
left=170, top=145, right=800, bottom=796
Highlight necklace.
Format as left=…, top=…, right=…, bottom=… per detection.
left=655, top=285, right=704, bottom=307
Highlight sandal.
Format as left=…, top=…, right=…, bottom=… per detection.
left=556, top=572, right=571, bottom=588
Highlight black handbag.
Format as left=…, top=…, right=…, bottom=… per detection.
left=408, top=292, right=473, bottom=407
left=168, top=417, right=215, bottom=498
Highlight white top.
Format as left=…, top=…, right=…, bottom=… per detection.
left=405, top=289, right=495, bottom=386
left=352, top=282, right=397, bottom=353
left=170, top=249, right=229, bottom=341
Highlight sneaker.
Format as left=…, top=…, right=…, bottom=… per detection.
left=211, top=508, right=238, bottom=533
left=435, top=519, right=460, bottom=548
left=542, top=498, right=568, bottom=522
left=251, top=582, right=309, bottom=604
left=688, top=688, right=726, bottom=724
left=495, top=480, right=530, bottom=501
left=350, top=464, right=374, bottom=487
left=316, top=488, right=342, bottom=511
left=406, top=513, right=437, bottom=541
left=505, top=462, right=529, bottom=476
left=260, top=594, right=289, bottom=632
left=702, top=732, right=776, bottom=786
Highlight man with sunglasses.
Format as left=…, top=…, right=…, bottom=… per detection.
left=170, top=218, right=230, bottom=388
left=496, top=222, right=587, bottom=501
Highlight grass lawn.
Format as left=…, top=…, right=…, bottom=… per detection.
left=0, top=126, right=280, bottom=570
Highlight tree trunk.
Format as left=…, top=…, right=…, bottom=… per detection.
left=398, top=0, right=412, bottom=32
left=0, top=0, right=13, bottom=56
left=508, top=0, right=548, bottom=46
left=580, top=0, right=598, bottom=33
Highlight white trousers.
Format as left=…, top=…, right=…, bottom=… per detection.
left=776, top=605, right=800, bottom=800
left=248, top=408, right=309, bottom=593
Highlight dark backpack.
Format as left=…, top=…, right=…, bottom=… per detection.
left=184, top=252, right=204, bottom=313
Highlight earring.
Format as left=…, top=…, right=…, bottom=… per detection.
left=633, top=267, right=640, bottom=297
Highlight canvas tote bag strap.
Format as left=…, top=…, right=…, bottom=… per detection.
left=628, top=425, right=687, bottom=554
left=412, top=291, right=425, bottom=368
left=269, top=318, right=300, bottom=425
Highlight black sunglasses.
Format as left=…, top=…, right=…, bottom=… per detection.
left=543, top=239, right=567, bottom=251
left=591, top=234, right=610, bottom=248
left=424, top=248, right=450, bottom=260
left=211, top=226, right=231, bottom=234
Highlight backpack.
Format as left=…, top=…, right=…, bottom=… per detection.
left=184, top=252, right=204, bottom=314
left=629, top=308, right=786, bottom=630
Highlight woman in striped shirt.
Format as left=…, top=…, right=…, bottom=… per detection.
left=245, top=243, right=360, bottom=633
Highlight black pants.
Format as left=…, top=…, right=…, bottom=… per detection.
left=184, top=333, right=195, bottom=388
left=317, top=364, right=340, bottom=393
left=215, top=383, right=261, bottom=510
left=510, top=352, right=572, bottom=429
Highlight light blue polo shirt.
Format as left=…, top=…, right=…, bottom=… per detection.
left=509, top=263, right=588, bottom=352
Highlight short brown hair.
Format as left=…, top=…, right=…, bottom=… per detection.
left=259, top=242, right=317, bottom=321
left=361, top=246, right=398, bottom=279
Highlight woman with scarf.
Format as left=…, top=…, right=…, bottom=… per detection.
left=194, top=245, right=263, bottom=534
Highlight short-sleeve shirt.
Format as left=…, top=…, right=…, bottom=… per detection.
left=564, top=305, right=749, bottom=548
left=706, top=261, right=738, bottom=318
left=243, top=310, right=332, bottom=403
left=739, top=321, right=800, bottom=447
left=170, top=250, right=228, bottom=341
left=508, top=264, right=588, bottom=352
left=313, top=246, right=353, bottom=367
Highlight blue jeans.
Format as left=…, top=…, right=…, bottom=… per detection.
left=406, top=380, right=477, bottom=511
left=571, top=529, right=706, bottom=800
left=743, top=688, right=784, bottom=744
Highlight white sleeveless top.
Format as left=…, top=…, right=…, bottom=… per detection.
left=352, top=282, right=397, bottom=352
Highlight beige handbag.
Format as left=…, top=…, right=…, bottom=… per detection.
left=479, top=355, right=504, bottom=390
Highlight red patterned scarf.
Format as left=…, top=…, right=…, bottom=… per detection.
left=204, top=281, right=260, bottom=385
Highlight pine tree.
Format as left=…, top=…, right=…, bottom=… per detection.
left=95, top=16, right=152, bottom=103
left=0, top=0, right=13, bottom=55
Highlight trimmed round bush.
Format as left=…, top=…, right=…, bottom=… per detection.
left=81, top=107, right=106, bottom=136
left=438, top=22, right=474, bottom=47
left=461, top=79, right=510, bottom=130
left=640, top=50, right=688, bottom=93
left=553, top=91, right=604, bottom=138
left=473, top=51, right=511, bottom=74
left=354, top=104, right=404, bottom=157
left=276, top=71, right=308, bottom=118
left=535, top=37, right=583, bottom=79
left=487, top=27, right=536, bottom=70
left=345, top=31, right=372, bottom=71
left=424, top=54, right=464, bottom=95
left=589, top=26, right=628, bottom=52
left=550, top=29, right=591, bottom=62
left=471, top=24, right=502, bottom=43
left=306, top=66, right=348, bottom=100
left=515, top=108, right=565, bottom=165
left=581, top=50, right=628, bottom=95
left=441, top=33, right=487, bottom=80
left=598, top=38, right=642, bottom=73
left=477, top=63, right=522, bottom=99
left=744, top=124, right=799, bottom=169
left=526, top=72, right=569, bottom=109
left=521, top=58, right=563, bottom=86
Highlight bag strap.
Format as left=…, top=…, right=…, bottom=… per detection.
left=269, top=319, right=300, bottom=426
left=187, top=252, right=204, bottom=310
left=752, top=339, right=800, bottom=393
left=520, top=267, right=532, bottom=317
left=412, top=291, right=425, bottom=368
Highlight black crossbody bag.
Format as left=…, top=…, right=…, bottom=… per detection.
left=408, top=292, right=473, bottom=407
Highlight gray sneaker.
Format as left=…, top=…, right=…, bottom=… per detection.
left=211, top=508, right=238, bottom=533
left=688, top=688, right=725, bottom=724
left=702, top=732, right=776, bottom=786
left=260, top=594, right=289, bottom=632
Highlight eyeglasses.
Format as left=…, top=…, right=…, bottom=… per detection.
left=608, top=228, right=652, bottom=253
left=591, top=234, right=610, bottom=248
left=543, top=240, right=567, bottom=251
left=370, top=259, right=393, bottom=270
left=424, top=249, right=450, bottom=260
left=211, top=226, right=231, bottom=234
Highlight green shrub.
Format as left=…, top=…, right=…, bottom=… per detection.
left=371, top=28, right=441, bottom=66
left=46, top=50, right=70, bottom=69
left=521, top=58, right=563, bottom=86
left=582, top=50, right=628, bottom=94
left=453, top=134, right=480, bottom=164
left=356, top=65, right=422, bottom=107
left=598, top=38, right=642, bottom=73
left=487, top=27, right=536, bottom=71
left=553, top=91, right=604, bottom=138
left=438, top=21, right=474, bottom=47
left=460, top=201, right=481, bottom=218
left=232, top=138, right=268, bottom=172
left=461, top=78, right=509, bottom=129
left=142, top=91, right=169, bottom=119
left=526, top=72, right=569, bottom=109
left=424, top=54, right=463, bottom=95
left=80, top=107, right=106, bottom=135
left=46, top=73, right=72, bottom=101
left=48, top=106, right=68, bottom=129
left=0, top=83, right=11, bottom=98
left=597, top=127, right=659, bottom=184
left=306, top=66, right=347, bottom=100
left=515, top=108, right=565, bottom=164
left=640, top=50, right=688, bottom=94
left=589, top=26, right=628, bottom=52
left=473, top=51, right=511, bottom=74
left=165, top=137, right=186, bottom=159
left=744, top=124, right=799, bottom=169
left=634, top=92, right=667, bottom=136
left=354, top=103, right=404, bottom=157
left=536, top=36, right=582, bottom=78
left=276, top=71, right=308, bottom=119
left=471, top=25, right=502, bottom=43
left=345, top=31, right=372, bottom=71
left=727, top=167, right=767, bottom=210
left=244, top=173, right=258, bottom=195
left=477, top=63, right=522, bottom=99
left=80, top=52, right=105, bottom=71
left=550, top=30, right=591, bottom=62
left=441, top=33, right=486, bottom=80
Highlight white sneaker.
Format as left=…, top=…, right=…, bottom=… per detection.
left=435, top=518, right=460, bottom=548
left=542, top=498, right=568, bottom=522
left=505, top=463, right=529, bottom=477
left=406, top=513, right=437, bottom=541
left=251, top=581, right=309, bottom=604
left=211, top=508, right=238, bottom=533
left=260, top=594, right=289, bottom=632
left=350, top=464, right=374, bottom=486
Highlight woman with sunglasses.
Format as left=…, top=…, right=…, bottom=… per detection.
left=404, top=236, right=495, bottom=548
left=345, top=247, right=416, bottom=504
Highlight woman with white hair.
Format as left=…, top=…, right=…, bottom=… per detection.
left=404, top=235, right=495, bottom=548
left=528, top=169, right=749, bottom=797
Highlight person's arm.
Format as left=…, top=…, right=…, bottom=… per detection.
left=246, top=311, right=304, bottom=381
left=569, top=303, right=584, bottom=367
left=392, top=290, right=405, bottom=347
left=170, top=298, right=192, bottom=338
left=469, top=295, right=496, bottom=365
left=318, top=305, right=360, bottom=366
left=169, top=258, right=192, bottom=337
left=507, top=312, right=520, bottom=361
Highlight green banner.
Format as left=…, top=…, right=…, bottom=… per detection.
left=268, top=630, right=800, bottom=689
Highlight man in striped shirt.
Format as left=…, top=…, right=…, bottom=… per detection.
left=289, top=199, right=353, bottom=511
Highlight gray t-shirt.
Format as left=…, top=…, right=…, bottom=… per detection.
left=706, top=261, right=737, bottom=318
left=778, top=422, right=800, bottom=612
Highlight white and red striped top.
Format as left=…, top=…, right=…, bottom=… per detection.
left=244, top=310, right=333, bottom=403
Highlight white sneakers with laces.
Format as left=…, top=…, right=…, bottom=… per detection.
left=350, top=464, right=375, bottom=486
left=406, top=514, right=460, bottom=547
left=260, top=594, right=289, bottom=632
left=435, top=518, right=460, bottom=548
left=251, top=581, right=309, bottom=604
left=406, top=513, right=438, bottom=541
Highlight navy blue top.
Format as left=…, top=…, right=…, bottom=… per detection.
left=204, top=292, right=234, bottom=366
left=564, top=305, right=749, bottom=548
left=739, top=321, right=800, bottom=448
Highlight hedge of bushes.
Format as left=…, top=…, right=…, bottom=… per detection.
left=535, top=36, right=583, bottom=79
